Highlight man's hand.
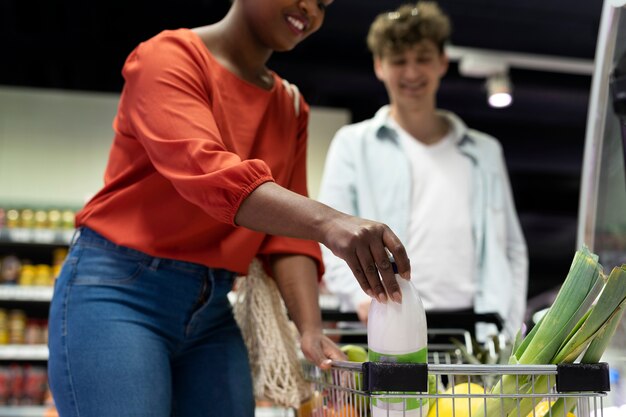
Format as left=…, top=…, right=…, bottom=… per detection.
left=356, top=299, right=371, bottom=324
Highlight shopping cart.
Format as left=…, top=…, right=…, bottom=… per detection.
left=321, top=310, right=507, bottom=365
left=308, top=310, right=609, bottom=416
left=301, top=360, right=610, bottom=417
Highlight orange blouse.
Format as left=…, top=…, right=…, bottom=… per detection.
left=76, top=29, right=323, bottom=275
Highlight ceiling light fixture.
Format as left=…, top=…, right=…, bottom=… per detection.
left=449, top=46, right=594, bottom=76
left=486, top=73, right=513, bottom=108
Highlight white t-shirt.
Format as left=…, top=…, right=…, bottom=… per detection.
left=389, top=118, right=475, bottom=310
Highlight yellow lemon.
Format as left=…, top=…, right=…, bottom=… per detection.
left=428, top=382, right=484, bottom=417
left=526, top=401, right=575, bottom=417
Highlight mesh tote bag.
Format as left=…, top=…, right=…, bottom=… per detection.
left=232, top=258, right=312, bottom=409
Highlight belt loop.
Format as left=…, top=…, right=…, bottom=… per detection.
left=69, top=228, right=82, bottom=249
left=149, top=258, right=161, bottom=271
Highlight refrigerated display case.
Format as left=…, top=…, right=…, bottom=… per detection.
left=577, top=0, right=626, bottom=411
left=578, top=0, right=626, bottom=267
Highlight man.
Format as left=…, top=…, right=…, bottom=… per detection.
left=318, top=1, right=528, bottom=339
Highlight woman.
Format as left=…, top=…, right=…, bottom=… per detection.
left=47, top=0, right=411, bottom=416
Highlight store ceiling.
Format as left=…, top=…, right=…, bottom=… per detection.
left=0, top=0, right=607, bottom=306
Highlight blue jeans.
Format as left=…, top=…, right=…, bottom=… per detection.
left=48, top=227, right=254, bottom=417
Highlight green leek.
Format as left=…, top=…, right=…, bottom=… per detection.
left=474, top=248, right=626, bottom=417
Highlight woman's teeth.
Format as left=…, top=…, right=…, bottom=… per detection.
left=287, top=16, right=305, bottom=31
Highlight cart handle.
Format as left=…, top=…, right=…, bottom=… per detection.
left=321, top=310, right=504, bottom=332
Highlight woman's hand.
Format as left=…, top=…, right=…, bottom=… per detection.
left=300, top=329, right=346, bottom=370
left=321, top=213, right=410, bottom=304
left=269, top=255, right=346, bottom=370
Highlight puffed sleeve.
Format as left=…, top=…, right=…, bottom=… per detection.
left=117, top=33, right=275, bottom=225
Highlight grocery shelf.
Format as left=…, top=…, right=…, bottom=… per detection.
left=0, top=286, right=53, bottom=302
left=0, top=406, right=47, bottom=417
left=0, top=228, right=73, bottom=246
left=0, top=345, right=48, bottom=360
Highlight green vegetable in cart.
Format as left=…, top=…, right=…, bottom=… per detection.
left=340, top=344, right=367, bottom=362
left=474, top=246, right=626, bottom=417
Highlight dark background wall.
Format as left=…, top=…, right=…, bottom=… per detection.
left=0, top=0, right=605, bottom=311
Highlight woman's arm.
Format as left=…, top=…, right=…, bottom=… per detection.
left=270, top=254, right=344, bottom=368
left=236, top=181, right=410, bottom=304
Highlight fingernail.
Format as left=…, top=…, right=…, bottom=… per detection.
left=366, top=289, right=375, bottom=298
left=378, top=293, right=387, bottom=303
left=392, top=291, right=402, bottom=303
left=400, top=271, right=411, bottom=280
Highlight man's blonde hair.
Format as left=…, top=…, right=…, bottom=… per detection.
left=367, top=1, right=451, bottom=57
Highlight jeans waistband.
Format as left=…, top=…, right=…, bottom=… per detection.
left=75, top=227, right=217, bottom=276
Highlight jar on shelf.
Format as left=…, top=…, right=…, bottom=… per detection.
left=5, top=209, right=19, bottom=228
left=48, top=209, right=62, bottom=229
left=23, top=365, right=48, bottom=405
left=20, top=209, right=35, bottom=229
left=52, top=264, right=62, bottom=282
left=0, top=309, right=8, bottom=345
left=34, top=264, right=52, bottom=286
left=0, top=365, right=9, bottom=404
left=41, top=319, right=48, bottom=345
left=18, top=265, right=35, bottom=286
left=8, top=364, right=24, bottom=406
left=0, top=255, right=21, bottom=285
left=52, top=248, right=68, bottom=266
left=61, top=210, right=75, bottom=230
left=24, top=320, right=43, bottom=345
left=34, top=210, right=49, bottom=229
left=8, top=309, right=26, bottom=345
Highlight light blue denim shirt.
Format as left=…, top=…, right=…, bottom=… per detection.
left=319, top=106, right=529, bottom=337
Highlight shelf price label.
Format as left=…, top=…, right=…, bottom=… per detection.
left=32, top=229, right=55, bottom=244
left=7, top=228, right=32, bottom=243
left=0, top=286, right=53, bottom=301
left=0, top=227, right=75, bottom=245
left=0, top=345, right=49, bottom=360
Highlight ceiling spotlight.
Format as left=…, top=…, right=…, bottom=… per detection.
left=487, top=73, right=513, bottom=108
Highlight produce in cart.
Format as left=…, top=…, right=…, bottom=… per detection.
left=526, top=401, right=575, bottom=417
left=476, top=247, right=626, bottom=417
left=304, top=247, right=622, bottom=417
left=427, top=382, right=484, bottom=417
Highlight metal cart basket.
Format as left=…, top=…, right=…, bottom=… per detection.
left=321, top=311, right=507, bottom=366
left=302, top=361, right=610, bottom=417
